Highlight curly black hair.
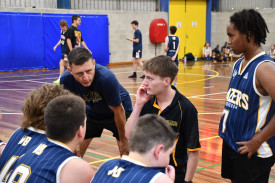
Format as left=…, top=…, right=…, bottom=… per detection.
left=230, top=9, right=269, bottom=46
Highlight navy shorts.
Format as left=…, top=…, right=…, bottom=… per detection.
left=84, top=110, right=132, bottom=141
left=222, top=140, right=275, bottom=183
left=132, top=50, right=142, bottom=59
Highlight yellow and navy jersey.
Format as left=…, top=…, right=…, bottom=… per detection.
left=5, top=139, right=77, bottom=183
left=140, top=86, right=201, bottom=167
left=0, top=127, right=46, bottom=183
left=219, top=52, right=275, bottom=158
left=91, top=156, right=165, bottom=183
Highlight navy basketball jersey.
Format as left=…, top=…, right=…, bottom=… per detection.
left=91, top=156, right=165, bottom=183
left=219, top=52, right=275, bottom=158
left=0, top=127, right=46, bottom=183
left=5, top=139, right=77, bottom=183
left=167, top=36, right=179, bottom=57
left=133, top=29, right=142, bottom=52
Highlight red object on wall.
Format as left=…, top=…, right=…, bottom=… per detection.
left=149, top=19, right=168, bottom=43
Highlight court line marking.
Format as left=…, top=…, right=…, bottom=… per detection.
left=0, top=77, right=55, bottom=83
left=199, top=136, right=220, bottom=141
left=188, top=92, right=227, bottom=98
left=0, top=72, right=58, bottom=79
left=89, top=156, right=120, bottom=165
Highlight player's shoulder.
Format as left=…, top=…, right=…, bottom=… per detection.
left=95, top=64, right=116, bottom=81
left=60, top=157, right=94, bottom=182
left=60, top=70, right=74, bottom=83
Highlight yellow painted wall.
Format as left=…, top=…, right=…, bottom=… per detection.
left=169, top=0, right=206, bottom=58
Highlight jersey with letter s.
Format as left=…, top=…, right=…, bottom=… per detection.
left=219, top=52, right=275, bottom=158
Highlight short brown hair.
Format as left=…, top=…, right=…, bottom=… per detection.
left=21, top=84, right=71, bottom=130
left=72, top=15, right=80, bottom=23
left=130, top=114, right=178, bottom=153
left=143, top=55, right=178, bottom=83
left=45, top=95, right=86, bottom=143
left=59, top=20, right=68, bottom=27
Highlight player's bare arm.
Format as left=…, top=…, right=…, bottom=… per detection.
left=60, top=158, right=94, bottom=183
left=185, top=150, right=200, bottom=181
left=53, top=40, right=61, bottom=51
left=126, top=37, right=139, bottom=43
left=237, top=61, right=275, bottom=158
left=109, top=104, right=129, bottom=156
left=164, top=36, right=169, bottom=53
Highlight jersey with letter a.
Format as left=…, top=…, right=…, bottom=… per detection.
left=0, top=127, right=46, bottom=183
left=91, top=156, right=165, bottom=183
left=219, top=52, right=275, bottom=158
left=167, top=36, right=179, bottom=57
left=5, top=139, right=78, bottom=183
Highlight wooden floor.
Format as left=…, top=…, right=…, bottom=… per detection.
left=0, top=60, right=275, bottom=182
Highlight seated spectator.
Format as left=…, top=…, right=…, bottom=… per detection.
left=91, top=114, right=178, bottom=183
left=267, top=44, right=275, bottom=60
left=203, top=42, right=212, bottom=60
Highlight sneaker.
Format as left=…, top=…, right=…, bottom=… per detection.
left=128, top=74, right=137, bottom=78
left=140, top=75, right=145, bottom=79
left=53, top=78, right=60, bottom=85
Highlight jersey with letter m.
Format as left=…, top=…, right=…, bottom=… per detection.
left=219, top=52, right=275, bottom=158
left=91, top=156, right=165, bottom=183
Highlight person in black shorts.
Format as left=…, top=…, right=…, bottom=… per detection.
left=126, top=20, right=144, bottom=79
left=125, top=55, right=200, bottom=183
left=60, top=47, right=133, bottom=158
left=53, top=20, right=68, bottom=84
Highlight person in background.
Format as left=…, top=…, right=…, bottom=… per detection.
left=53, top=20, right=69, bottom=84
left=165, top=25, right=180, bottom=87
left=203, top=42, right=212, bottom=60
left=267, top=44, right=275, bottom=60
left=126, top=20, right=145, bottom=79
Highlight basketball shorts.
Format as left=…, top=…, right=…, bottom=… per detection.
left=221, top=140, right=275, bottom=183
left=84, top=110, right=132, bottom=141
left=132, top=50, right=142, bottom=59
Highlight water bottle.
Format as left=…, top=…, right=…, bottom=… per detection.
left=184, top=56, right=187, bottom=63
left=195, top=55, right=197, bottom=61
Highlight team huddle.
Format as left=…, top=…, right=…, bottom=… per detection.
left=1, top=8, right=275, bottom=183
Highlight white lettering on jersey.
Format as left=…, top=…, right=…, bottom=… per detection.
left=107, top=166, right=125, bottom=178
left=226, top=88, right=249, bottom=110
